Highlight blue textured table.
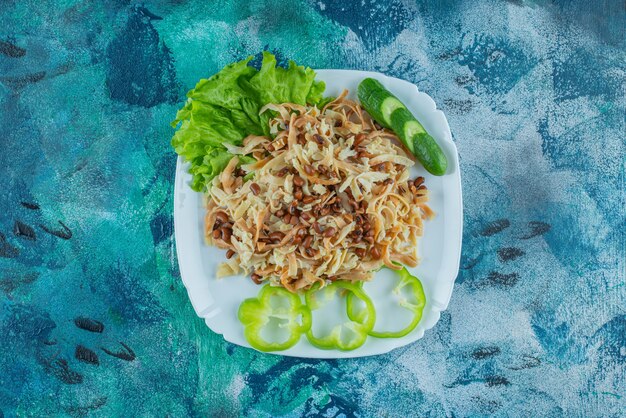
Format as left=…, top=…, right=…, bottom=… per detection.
left=1, top=1, right=624, bottom=416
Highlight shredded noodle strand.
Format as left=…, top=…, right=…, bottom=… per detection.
left=205, top=93, right=433, bottom=291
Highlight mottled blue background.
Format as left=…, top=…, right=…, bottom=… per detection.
left=0, top=0, right=624, bottom=416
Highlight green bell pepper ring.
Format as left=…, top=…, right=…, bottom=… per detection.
left=347, top=267, right=426, bottom=338
left=305, top=281, right=376, bottom=351
left=238, top=285, right=311, bottom=352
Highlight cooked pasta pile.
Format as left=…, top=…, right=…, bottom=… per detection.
left=205, top=91, right=433, bottom=292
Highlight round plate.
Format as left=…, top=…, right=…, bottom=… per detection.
left=173, top=70, right=463, bottom=358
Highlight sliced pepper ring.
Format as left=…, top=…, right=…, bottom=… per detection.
left=347, top=267, right=426, bottom=339
left=305, top=281, right=376, bottom=351
left=238, top=285, right=311, bottom=352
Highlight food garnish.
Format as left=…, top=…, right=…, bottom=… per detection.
left=347, top=267, right=426, bottom=339
left=358, top=78, right=448, bottom=175
left=238, top=285, right=311, bottom=352
left=304, top=281, right=376, bottom=351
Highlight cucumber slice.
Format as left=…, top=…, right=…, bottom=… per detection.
left=413, top=133, right=448, bottom=175
left=392, top=108, right=447, bottom=175
left=358, top=78, right=406, bottom=128
left=357, top=77, right=449, bottom=176
left=381, top=97, right=404, bottom=126
left=390, top=108, right=420, bottom=154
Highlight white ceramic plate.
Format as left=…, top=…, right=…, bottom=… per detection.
left=174, top=70, right=463, bottom=358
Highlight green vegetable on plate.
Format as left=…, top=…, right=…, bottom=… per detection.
left=347, top=268, right=426, bottom=339
left=238, top=270, right=426, bottom=351
left=171, top=52, right=327, bottom=192
left=357, top=77, right=448, bottom=176
left=238, top=285, right=312, bottom=352
left=304, top=281, right=376, bottom=351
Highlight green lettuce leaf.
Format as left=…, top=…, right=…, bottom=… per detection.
left=171, top=52, right=329, bottom=192
left=187, top=57, right=257, bottom=110
left=172, top=101, right=245, bottom=157
left=317, top=95, right=336, bottom=109
left=307, top=79, right=326, bottom=105
left=188, top=153, right=260, bottom=191
left=239, top=155, right=256, bottom=164
left=188, top=149, right=234, bottom=192
left=248, top=52, right=325, bottom=106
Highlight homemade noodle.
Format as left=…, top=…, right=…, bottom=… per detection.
left=205, top=90, right=433, bottom=292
